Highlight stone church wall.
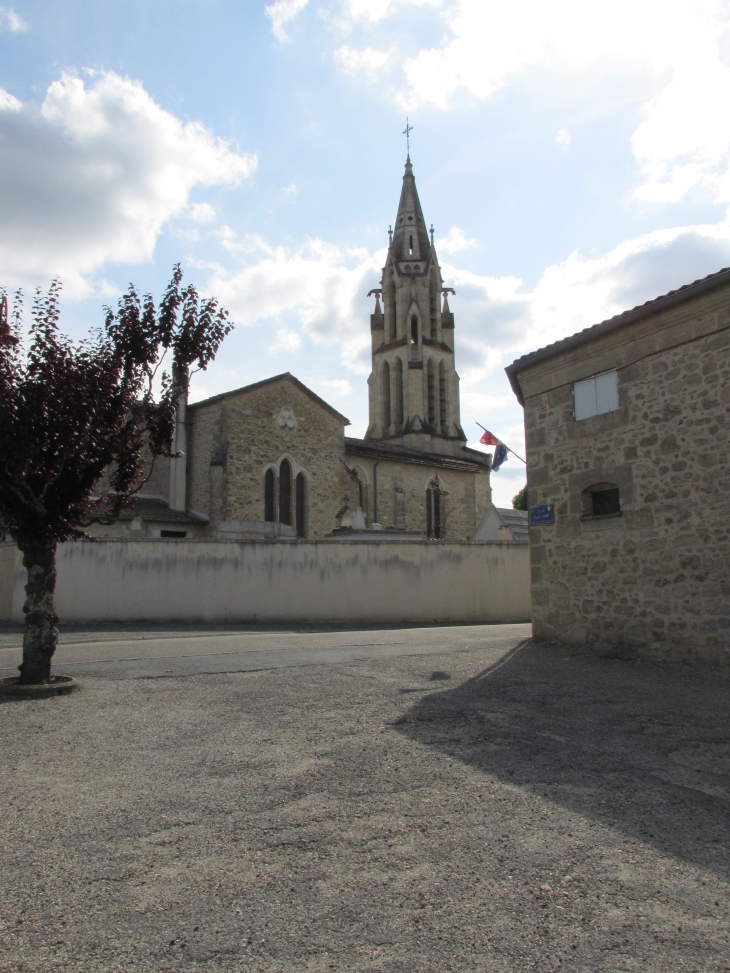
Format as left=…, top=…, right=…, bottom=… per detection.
left=520, top=288, right=730, bottom=665
left=0, top=539, right=531, bottom=624
left=345, top=455, right=491, bottom=539
left=187, top=378, right=352, bottom=538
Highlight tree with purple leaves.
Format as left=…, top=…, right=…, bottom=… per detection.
left=0, top=266, right=231, bottom=686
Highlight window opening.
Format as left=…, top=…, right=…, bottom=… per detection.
left=426, top=479, right=444, bottom=539
left=279, top=459, right=292, bottom=525
left=264, top=468, right=275, bottom=522
left=411, top=316, right=418, bottom=343
left=439, top=360, right=447, bottom=431
left=388, top=278, right=396, bottom=341
left=394, top=358, right=404, bottom=426
left=429, top=274, right=438, bottom=339
left=574, top=370, right=619, bottom=420
left=295, top=473, right=306, bottom=537
left=427, top=359, right=436, bottom=426
left=161, top=530, right=186, bottom=538
left=591, top=487, right=620, bottom=516
left=382, top=361, right=391, bottom=429
left=409, top=235, right=413, bottom=255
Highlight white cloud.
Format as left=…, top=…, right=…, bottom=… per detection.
left=0, top=6, right=28, bottom=31
left=399, top=1, right=724, bottom=109
left=202, top=213, right=730, bottom=384
left=0, top=88, right=21, bottom=111
left=436, top=226, right=477, bottom=253
left=266, top=0, right=310, bottom=41
left=0, top=72, right=256, bottom=295
left=189, top=202, right=217, bottom=223
left=339, top=0, right=442, bottom=24
left=281, top=183, right=298, bottom=197
left=269, top=327, right=302, bottom=352
left=440, top=218, right=730, bottom=379
left=334, top=45, right=394, bottom=80
left=322, top=378, right=352, bottom=396
left=323, top=0, right=730, bottom=208
left=206, top=234, right=384, bottom=372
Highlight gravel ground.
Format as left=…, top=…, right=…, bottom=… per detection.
left=0, top=637, right=728, bottom=972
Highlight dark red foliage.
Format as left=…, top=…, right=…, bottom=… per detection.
left=0, top=266, right=231, bottom=549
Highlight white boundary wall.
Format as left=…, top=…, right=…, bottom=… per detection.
left=0, top=540, right=531, bottom=624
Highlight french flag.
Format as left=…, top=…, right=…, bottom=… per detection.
left=479, top=428, right=509, bottom=471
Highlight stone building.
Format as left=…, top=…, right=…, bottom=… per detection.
left=93, top=157, right=492, bottom=542
left=506, top=267, right=730, bottom=665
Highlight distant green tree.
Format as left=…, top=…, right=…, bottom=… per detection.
left=512, top=485, right=528, bottom=510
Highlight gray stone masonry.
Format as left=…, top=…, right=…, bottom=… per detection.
left=511, top=276, right=730, bottom=665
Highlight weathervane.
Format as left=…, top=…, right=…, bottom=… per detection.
left=403, top=118, right=413, bottom=158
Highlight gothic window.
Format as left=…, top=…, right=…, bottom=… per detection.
left=264, top=468, right=275, bottom=522
left=426, top=479, right=444, bottom=539
left=382, top=361, right=391, bottom=430
left=439, top=360, right=447, bottom=431
left=411, top=316, right=418, bottom=344
left=279, top=458, right=292, bottom=525
left=409, top=234, right=414, bottom=255
left=394, top=357, right=404, bottom=427
left=295, top=473, right=306, bottom=537
left=427, top=359, right=436, bottom=426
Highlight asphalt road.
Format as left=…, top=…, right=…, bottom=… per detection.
left=1, top=625, right=728, bottom=972
left=0, top=622, right=531, bottom=680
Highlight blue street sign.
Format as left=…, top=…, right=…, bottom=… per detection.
left=529, top=504, right=554, bottom=526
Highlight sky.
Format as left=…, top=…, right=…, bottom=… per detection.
left=2, top=1, right=730, bottom=506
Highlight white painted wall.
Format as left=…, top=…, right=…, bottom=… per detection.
left=0, top=539, right=531, bottom=624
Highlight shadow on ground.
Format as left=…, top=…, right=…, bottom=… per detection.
left=394, top=639, right=730, bottom=879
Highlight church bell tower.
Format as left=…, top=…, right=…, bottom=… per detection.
left=365, top=155, right=466, bottom=457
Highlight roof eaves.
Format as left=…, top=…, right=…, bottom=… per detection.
left=345, top=438, right=489, bottom=471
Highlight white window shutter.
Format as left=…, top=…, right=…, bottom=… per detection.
left=595, top=370, right=618, bottom=414
left=574, top=377, right=597, bottom=420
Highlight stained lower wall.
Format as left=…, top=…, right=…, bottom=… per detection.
left=0, top=539, right=530, bottom=624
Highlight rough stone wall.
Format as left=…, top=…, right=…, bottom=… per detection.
left=188, top=378, right=351, bottom=538
left=524, top=316, right=730, bottom=665
left=186, top=398, right=222, bottom=525
left=343, top=453, right=492, bottom=539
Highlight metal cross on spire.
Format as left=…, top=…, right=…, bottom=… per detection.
left=403, top=118, right=413, bottom=158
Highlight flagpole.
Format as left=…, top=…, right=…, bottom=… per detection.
left=475, top=423, right=527, bottom=465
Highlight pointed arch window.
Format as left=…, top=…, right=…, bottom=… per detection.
left=409, top=234, right=414, bottom=255
left=439, top=360, right=447, bottom=432
left=411, top=316, right=418, bottom=344
left=429, top=275, right=438, bottom=339
left=279, top=459, right=292, bottom=526
left=382, top=360, right=391, bottom=430
left=388, top=278, right=396, bottom=341
left=264, top=468, right=275, bottom=522
left=427, top=358, right=436, bottom=426
left=394, top=357, right=404, bottom=427
left=426, top=478, right=445, bottom=539
left=295, top=473, right=306, bottom=537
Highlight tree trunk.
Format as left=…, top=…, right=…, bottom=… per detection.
left=18, top=543, right=58, bottom=684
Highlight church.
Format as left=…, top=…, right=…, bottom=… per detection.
left=97, top=157, right=493, bottom=542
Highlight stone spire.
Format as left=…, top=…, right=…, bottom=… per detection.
left=364, top=157, right=466, bottom=457
left=391, top=159, right=432, bottom=264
